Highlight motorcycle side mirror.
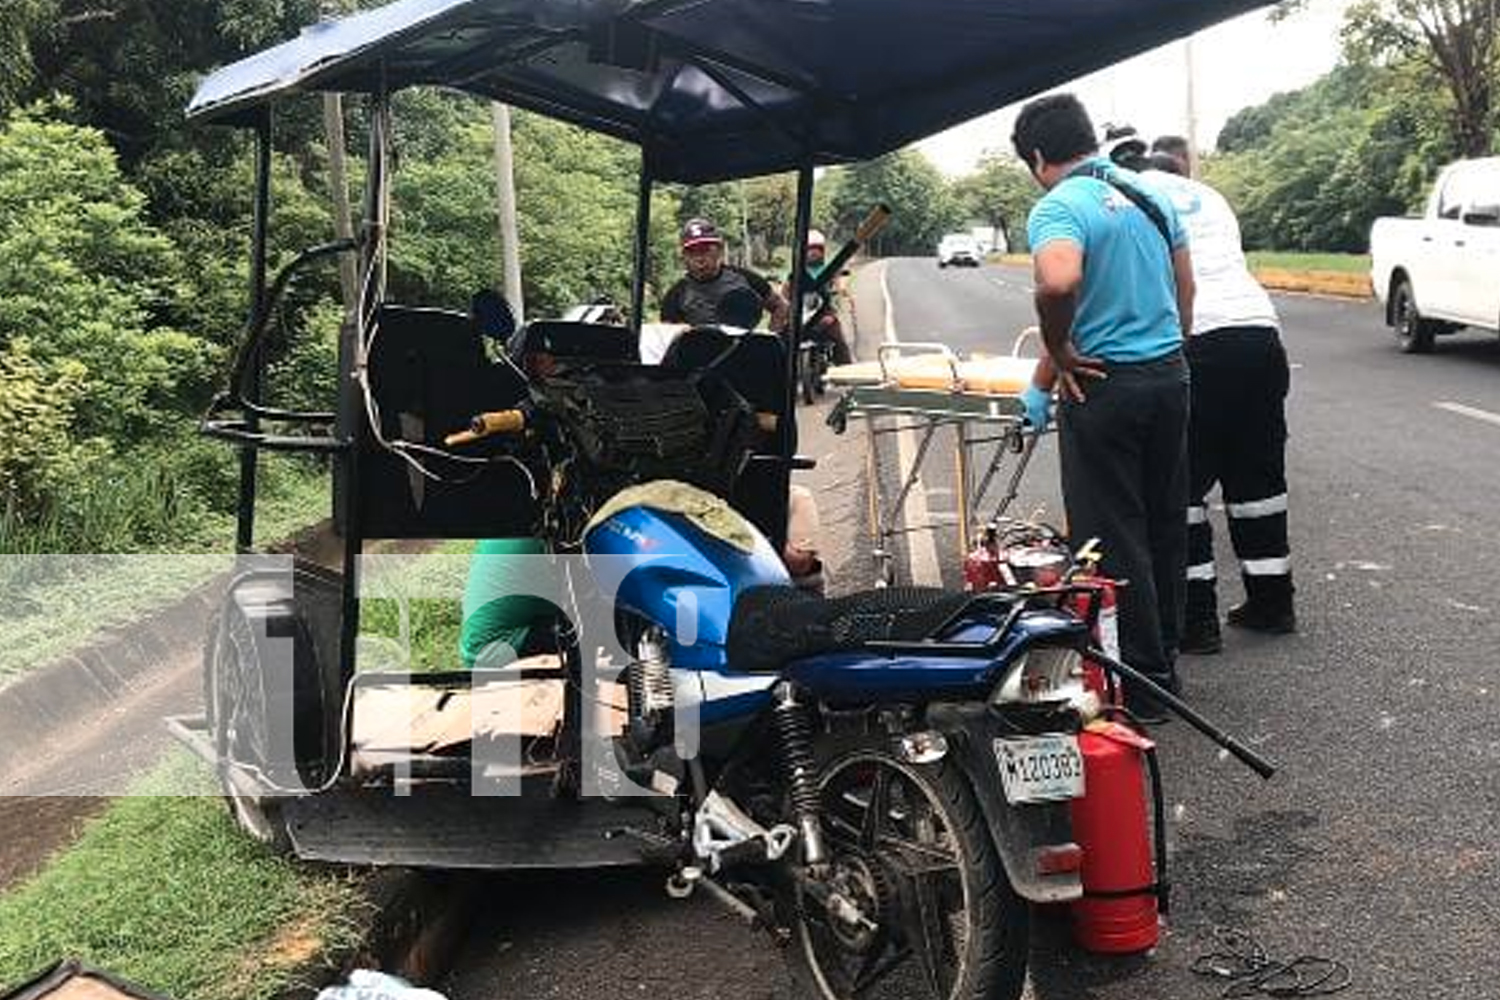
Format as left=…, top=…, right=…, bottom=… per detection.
left=471, top=288, right=517, bottom=341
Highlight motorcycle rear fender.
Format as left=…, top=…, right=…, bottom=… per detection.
left=926, top=701, right=1082, bottom=904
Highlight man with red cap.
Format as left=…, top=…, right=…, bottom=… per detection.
left=661, top=217, right=787, bottom=330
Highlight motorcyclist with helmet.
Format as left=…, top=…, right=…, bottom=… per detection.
left=784, top=228, right=853, bottom=365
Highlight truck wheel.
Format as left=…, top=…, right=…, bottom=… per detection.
left=1392, top=278, right=1437, bottom=354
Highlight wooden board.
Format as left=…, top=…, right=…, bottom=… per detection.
left=350, top=656, right=628, bottom=766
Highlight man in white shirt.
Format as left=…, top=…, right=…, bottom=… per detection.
left=1135, top=138, right=1295, bottom=654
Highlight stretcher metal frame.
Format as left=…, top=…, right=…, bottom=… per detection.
left=827, top=339, right=1046, bottom=586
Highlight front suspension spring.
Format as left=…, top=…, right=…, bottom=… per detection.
left=772, top=682, right=826, bottom=864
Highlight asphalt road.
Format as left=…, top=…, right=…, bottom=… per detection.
left=445, top=261, right=1500, bottom=999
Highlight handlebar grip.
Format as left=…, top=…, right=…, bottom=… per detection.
left=443, top=408, right=526, bottom=447
left=854, top=204, right=893, bottom=243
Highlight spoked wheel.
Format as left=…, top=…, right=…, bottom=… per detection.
left=204, top=607, right=291, bottom=854
left=791, top=747, right=1028, bottom=1000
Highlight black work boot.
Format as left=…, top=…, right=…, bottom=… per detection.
left=1182, top=580, right=1222, bottom=654
left=1225, top=601, right=1296, bottom=634
left=1124, top=672, right=1180, bottom=726
left=1227, top=572, right=1296, bottom=634
left=1180, top=616, right=1223, bottom=655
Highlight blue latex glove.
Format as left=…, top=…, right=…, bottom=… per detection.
left=1020, top=384, right=1053, bottom=433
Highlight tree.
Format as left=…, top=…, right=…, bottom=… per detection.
left=0, top=105, right=213, bottom=442
left=948, top=154, right=1038, bottom=251
left=380, top=96, right=678, bottom=319
left=824, top=150, right=960, bottom=256
left=1279, top=0, right=1499, bottom=157
left=1203, top=59, right=1457, bottom=251
left=1346, top=0, right=1498, bottom=156
left=0, top=0, right=47, bottom=111
left=742, top=174, right=799, bottom=267
left=0, top=338, right=98, bottom=518
left=511, top=110, right=668, bottom=317
left=1217, top=89, right=1306, bottom=153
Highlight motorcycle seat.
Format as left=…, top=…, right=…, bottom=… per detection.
left=726, top=585, right=975, bottom=673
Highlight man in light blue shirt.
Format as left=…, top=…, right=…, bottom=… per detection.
left=1012, top=93, right=1196, bottom=710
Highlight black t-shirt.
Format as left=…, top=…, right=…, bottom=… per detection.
left=661, top=265, right=773, bottom=326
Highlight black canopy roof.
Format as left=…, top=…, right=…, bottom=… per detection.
left=190, top=0, right=1276, bottom=183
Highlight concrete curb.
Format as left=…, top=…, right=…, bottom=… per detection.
left=0, top=519, right=357, bottom=762
left=0, top=583, right=222, bottom=756
left=1253, top=268, right=1373, bottom=300
left=996, top=253, right=1374, bottom=301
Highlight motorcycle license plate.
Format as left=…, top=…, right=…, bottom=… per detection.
left=993, top=734, right=1085, bottom=804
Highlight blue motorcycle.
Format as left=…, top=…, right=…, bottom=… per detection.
left=451, top=354, right=1105, bottom=1000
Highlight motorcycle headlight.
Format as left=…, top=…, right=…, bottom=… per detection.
left=992, top=646, right=1087, bottom=706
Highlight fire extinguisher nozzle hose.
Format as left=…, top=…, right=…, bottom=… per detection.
left=1087, top=648, right=1278, bottom=780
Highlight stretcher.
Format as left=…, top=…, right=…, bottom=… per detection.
left=825, top=333, right=1047, bottom=585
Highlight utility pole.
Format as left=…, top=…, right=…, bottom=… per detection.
left=738, top=180, right=753, bottom=268
left=321, top=1, right=357, bottom=315
left=491, top=101, right=524, bottom=324
left=1183, top=34, right=1200, bottom=177
left=323, top=94, right=358, bottom=314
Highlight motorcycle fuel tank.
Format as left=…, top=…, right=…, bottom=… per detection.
left=584, top=500, right=792, bottom=727
left=584, top=500, right=789, bottom=657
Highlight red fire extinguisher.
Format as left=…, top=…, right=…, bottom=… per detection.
left=962, top=526, right=1008, bottom=592
left=1069, top=719, right=1167, bottom=954
left=1067, top=578, right=1123, bottom=707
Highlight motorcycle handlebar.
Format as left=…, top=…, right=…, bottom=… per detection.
left=444, top=408, right=527, bottom=447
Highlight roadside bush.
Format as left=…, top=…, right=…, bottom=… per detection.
left=0, top=338, right=107, bottom=525
left=0, top=103, right=216, bottom=445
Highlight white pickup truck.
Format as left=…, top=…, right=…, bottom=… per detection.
left=1370, top=156, right=1500, bottom=353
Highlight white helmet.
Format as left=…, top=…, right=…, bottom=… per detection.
left=806, top=228, right=827, bottom=249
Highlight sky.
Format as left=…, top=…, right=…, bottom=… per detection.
left=914, top=0, right=1354, bottom=176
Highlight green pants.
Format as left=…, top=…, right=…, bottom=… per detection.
left=459, top=538, right=558, bottom=668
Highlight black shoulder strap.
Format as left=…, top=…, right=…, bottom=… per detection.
left=1082, top=164, right=1174, bottom=249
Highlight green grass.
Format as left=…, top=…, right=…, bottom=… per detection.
left=0, top=754, right=368, bottom=1000
left=0, top=463, right=331, bottom=689
left=359, top=541, right=476, bottom=673
left=1245, top=251, right=1371, bottom=274
left=0, top=555, right=231, bottom=684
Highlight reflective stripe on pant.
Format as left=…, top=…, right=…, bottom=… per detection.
left=1185, top=326, right=1293, bottom=622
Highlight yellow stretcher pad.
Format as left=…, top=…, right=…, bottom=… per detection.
left=826, top=353, right=1037, bottom=396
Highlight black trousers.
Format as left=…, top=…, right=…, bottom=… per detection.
left=1058, top=352, right=1190, bottom=687
left=1184, top=326, right=1293, bottom=622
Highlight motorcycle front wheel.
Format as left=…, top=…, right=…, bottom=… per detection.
left=789, top=743, right=1028, bottom=1000
left=798, top=348, right=818, bottom=405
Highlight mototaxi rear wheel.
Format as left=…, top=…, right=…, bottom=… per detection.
left=203, top=606, right=292, bottom=855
